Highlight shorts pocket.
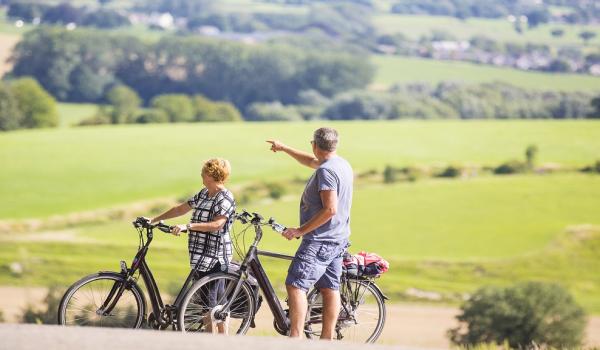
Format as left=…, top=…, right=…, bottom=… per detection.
left=288, top=259, right=315, bottom=280
left=316, top=243, right=338, bottom=262
left=296, top=241, right=319, bottom=261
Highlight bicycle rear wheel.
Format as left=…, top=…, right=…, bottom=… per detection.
left=178, top=273, right=255, bottom=334
left=58, top=272, right=145, bottom=328
left=306, top=278, right=386, bottom=343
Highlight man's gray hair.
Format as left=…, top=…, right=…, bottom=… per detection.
left=313, top=127, right=338, bottom=152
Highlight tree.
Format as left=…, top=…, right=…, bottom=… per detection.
left=545, top=59, right=571, bottom=72
left=151, top=94, right=194, bottom=123
left=526, top=8, right=550, bottom=28
left=7, top=3, right=50, bottom=22
left=579, top=30, right=597, bottom=45
left=82, top=9, right=130, bottom=29
left=10, top=77, right=58, bottom=129
left=525, top=144, right=538, bottom=170
left=589, top=96, right=600, bottom=119
left=0, top=84, right=24, bottom=131
left=106, top=85, right=141, bottom=124
left=448, top=282, right=586, bottom=348
left=42, top=3, right=85, bottom=24
left=550, top=28, right=565, bottom=38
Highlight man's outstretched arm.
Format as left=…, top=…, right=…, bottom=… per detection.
left=266, top=140, right=319, bottom=169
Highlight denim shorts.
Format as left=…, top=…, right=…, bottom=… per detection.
left=285, top=239, right=347, bottom=292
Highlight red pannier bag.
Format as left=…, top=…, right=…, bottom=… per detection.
left=342, top=251, right=389, bottom=277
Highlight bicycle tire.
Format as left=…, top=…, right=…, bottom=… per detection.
left=305, top=278, right=386, bottom=343
left=58, top=272, right=145, bottom=328
left=178, top=273, right=255, bottom=334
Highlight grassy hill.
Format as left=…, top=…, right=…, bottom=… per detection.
left=371, top=55, right=600, bottom=91
left=1, top=121, right=600, bottom=219
left=373, top=14, right=600, bottom=47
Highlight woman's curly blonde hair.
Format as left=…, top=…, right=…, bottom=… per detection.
left=202, top=158, right=231, bottom=183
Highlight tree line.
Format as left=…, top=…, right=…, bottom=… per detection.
left=9, top=28, right=374, bottom=111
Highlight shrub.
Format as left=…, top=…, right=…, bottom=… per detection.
left=448, top=282, right=587, bottom=348
left=494, top=160, right=527, bottom=175
left=525, top=144, right=538, bottom=170
left=0, top=84, right=24, bottom=131
left=106, top=85, right=141, bottom=124
left=10, top=77, right=59, bottom=128
left=245, top=102, right=302, bottom=121
left=151, top=94, right=194, bottom=123
left=265, top=182, right=286, bottom=200
left=192, top=95, right=243, bottom=122
left=20, top=286, right=62, bottom=324
left=437, top=165, right=462, bottom=178
left=135, top=109, right=169, bottom=124
left=383, top=165, right=397, bottom=183
left=581, top=160, right=600, bottom=174
left=78, top=108, right=111, bottom=126
left=0, top=309, right=4, bottom=323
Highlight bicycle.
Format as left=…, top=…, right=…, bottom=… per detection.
left=178, top=210, right=388, bottom=343
left=57, top=212, right=388, bottom=342
left=57, top=217, right=217, bottom=330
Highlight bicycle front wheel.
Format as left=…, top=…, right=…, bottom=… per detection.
left=306, top=278, right=386, bottom=343
left=178, top=273, right=255, bottom=334
left=58, top=272, right=145, bottom=328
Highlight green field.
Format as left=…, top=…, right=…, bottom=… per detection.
left=374, top=14, right=600, bottom=47
left=2, top=121, right=600, bottom=219
left=1, top=173, right=599, bottom=311
left=56, top=103, right=97, bottom=127
left=372, top=55, right=600, bottom=91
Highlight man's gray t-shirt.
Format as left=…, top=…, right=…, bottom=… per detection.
left=300, top=156, right=353, bottom=242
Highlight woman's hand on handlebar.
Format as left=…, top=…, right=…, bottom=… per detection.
left=170, top=224, right=187, bottom=236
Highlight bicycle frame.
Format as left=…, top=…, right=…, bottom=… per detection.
left=104, top=225, right=198, bottom=329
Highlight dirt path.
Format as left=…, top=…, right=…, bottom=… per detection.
left=1, top=286, right=598, bottom=348
left=0, top=33, right=20, bottom=78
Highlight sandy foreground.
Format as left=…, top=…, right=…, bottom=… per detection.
left=0, top=286, right=598, bottom=348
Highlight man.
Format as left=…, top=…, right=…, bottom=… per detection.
left=267, top=127, right=353, bottom=340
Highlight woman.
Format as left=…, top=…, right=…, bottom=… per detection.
left=149, top=158, right=236, bottom=333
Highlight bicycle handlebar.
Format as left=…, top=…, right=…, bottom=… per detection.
left=132, top=217, right=187, bottom=234
left=235, top=209, right=287, bottom=234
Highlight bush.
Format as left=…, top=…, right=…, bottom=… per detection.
left=437, top=165, right=462, bottom=178
left=81, top=9, right=130, bottom=28
left=151, top=94, right=194, bottom=123
left=245, top=102, right=303, bottom=121
left=383, top=165, right=397, bottom=184
left=78, top=113, right=111, bottom=126
left=448, top=282, right=587, bottom=348
left=106, top=85, right=141, bottom=124
left=265, top=182, right=286, bottom=200
left=494, top=160, right=527, bottom=175
left=192, top=95, right=242, bottom=122
left=0, top=84, right=24, bottom=131
left=525, top=144, right=538, bottom=170
left=134, top=109, right=169, bottom=124
left=20, top=286, right=62, bottom=324
left=581, top=160, right=600, bottom=174
left=10, top=77, right=58, bottom=128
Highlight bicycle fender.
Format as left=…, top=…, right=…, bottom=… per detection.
left=370, top=282, right=389, bottom=301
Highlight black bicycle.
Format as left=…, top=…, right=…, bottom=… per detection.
left=178, top=210, right=388, bottom=343
left=57, top=217, right=212, bottom=329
